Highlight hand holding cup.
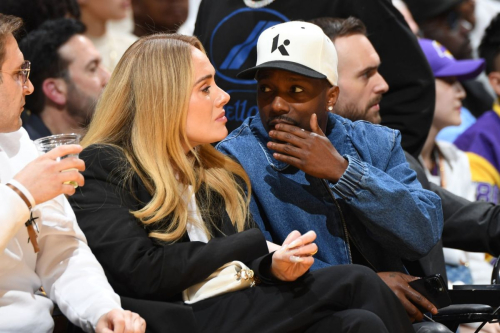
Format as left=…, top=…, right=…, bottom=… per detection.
left=13, top=136, right=85, bottom=205
left=33, top=134, right=83, bottom=188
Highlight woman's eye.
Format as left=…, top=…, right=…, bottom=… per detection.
left=202, top=86, right=211, bottom=93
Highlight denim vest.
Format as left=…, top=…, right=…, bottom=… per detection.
left=217, top=113, right=443, bottom=272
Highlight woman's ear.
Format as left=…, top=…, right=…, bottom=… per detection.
left=42, top=78, right=68, bottom=106
left=488, top=71, right=500, bottom=97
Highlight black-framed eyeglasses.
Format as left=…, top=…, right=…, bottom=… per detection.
left=0, top=60, right=30, bottom=84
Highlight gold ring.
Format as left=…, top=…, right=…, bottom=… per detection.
left=310, top=249, right=318, bottom=256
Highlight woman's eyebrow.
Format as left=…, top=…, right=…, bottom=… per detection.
left=194, top=74, right=213, bottom=86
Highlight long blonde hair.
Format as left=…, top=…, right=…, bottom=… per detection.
left=83, top=34, right=251, bottom=242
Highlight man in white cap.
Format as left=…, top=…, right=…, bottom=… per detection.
left=217, top=20, right=445, bottom=328
left=194, top=0, right=435, bottom=160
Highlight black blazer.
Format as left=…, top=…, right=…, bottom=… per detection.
left=404, top=151, right=500, bottom=283
left=69, top=145, right=272, bottom=332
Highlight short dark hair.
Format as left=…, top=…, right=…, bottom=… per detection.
left=309, top=17, right=367, bottom=42
left=19, top=18, right=85, bottom=115
left=0, top=14, right=23, bottom=79
left=479, top=13, right=500, bottom=74
left=0, top=0, right=80, bottom=35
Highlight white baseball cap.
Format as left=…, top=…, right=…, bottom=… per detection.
left=237, top=21, right=339, bottom=86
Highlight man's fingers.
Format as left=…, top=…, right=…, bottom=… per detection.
left=126, top=312, right=134, bottom=333
left=268, top=130, right=306, bottom=148
left=404, top=276, right=420, bottom=283
left=100, top=329, right=113, bottom=333
left=60, top=170, right=85, bottom=186
left=268, top=141, right=302, bottom=158
left=378, top=272, right=436, bottom=323
left=405, top=287, right=438, bottom=315
left=100, top=309, right=130, bottom=333
left=310, top=113, right=325, bottom=136
left=107, top=310, right=145, bottom=333
left=133, top=315, right=146, bottom=333
left=57, top=157, right=85, bottom=172
left=44, top=144, right=82, bottom=160
left=110, top=312, right=125, bottom=333
left=398, top=293, right=424, bottom=322
left=310, top=113, right=320, bottom=134
left=273, top=123, right=310, bottom=138
left=61, top=184, right=78, bottom=196
left=58, top=170, right=85, bottom=191
left=272, top=151, right=302, bottom=167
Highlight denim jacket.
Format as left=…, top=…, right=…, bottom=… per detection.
left=217, top=113, right=443, bottom=272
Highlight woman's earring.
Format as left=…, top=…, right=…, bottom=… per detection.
left=328, top=106, right=333, bottom=111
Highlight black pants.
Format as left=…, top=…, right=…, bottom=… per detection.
left=192, top=264, right=414, bottom=333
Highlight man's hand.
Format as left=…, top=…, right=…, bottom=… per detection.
left=13, top=144, right=85, bottom=204
left=377, top=272, right=438, bottom=322
left=267, top=114, right=348, bottom=182
left=271, top=230, right=318, bottom=281
left=96, top=309, right=146, bottom=333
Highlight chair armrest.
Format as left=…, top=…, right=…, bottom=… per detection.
left=437, top=304, right=493, bottom=315
left=433, top=304, right=498, bottom=327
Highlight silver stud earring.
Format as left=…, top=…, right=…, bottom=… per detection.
left=328, top=106, right=333, bottom=111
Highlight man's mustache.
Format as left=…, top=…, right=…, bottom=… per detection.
left=267, top=115, right=300, bottom=128
left=367, top=95, right=383, bottom=110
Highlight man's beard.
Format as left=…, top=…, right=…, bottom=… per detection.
left=333, top=95, right=382, bottom=124
left=66, top=82, right=98, bottom=128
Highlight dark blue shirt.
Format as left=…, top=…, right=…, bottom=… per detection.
left=21, top=111, right=52, bottom=140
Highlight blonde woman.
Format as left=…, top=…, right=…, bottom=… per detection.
left=69, top=34, right=413, bottom=333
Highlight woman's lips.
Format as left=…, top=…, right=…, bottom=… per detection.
left=215, top=111, right=227, bottom=122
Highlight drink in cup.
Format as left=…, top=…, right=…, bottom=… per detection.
left=33, top=133, right=81, bottom=188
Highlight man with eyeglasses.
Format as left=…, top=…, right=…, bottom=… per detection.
left=0, top=14, right=145, bottom=333
left=0, top=59, right=29, bottom=86
left=19, top=18, right=110, bottom=140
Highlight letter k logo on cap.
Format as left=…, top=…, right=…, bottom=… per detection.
left=237, top=21, right=339, bottom=86
left=271, top=34, right=290, bottom=56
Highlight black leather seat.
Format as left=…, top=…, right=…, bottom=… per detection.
left=432, top=259, right=500, bottom=331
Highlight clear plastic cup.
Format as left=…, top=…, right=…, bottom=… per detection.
left=33, top=133, right=81, bottom=188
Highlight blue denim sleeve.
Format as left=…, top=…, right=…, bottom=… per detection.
left=330, top=127, right=443, bottom=260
